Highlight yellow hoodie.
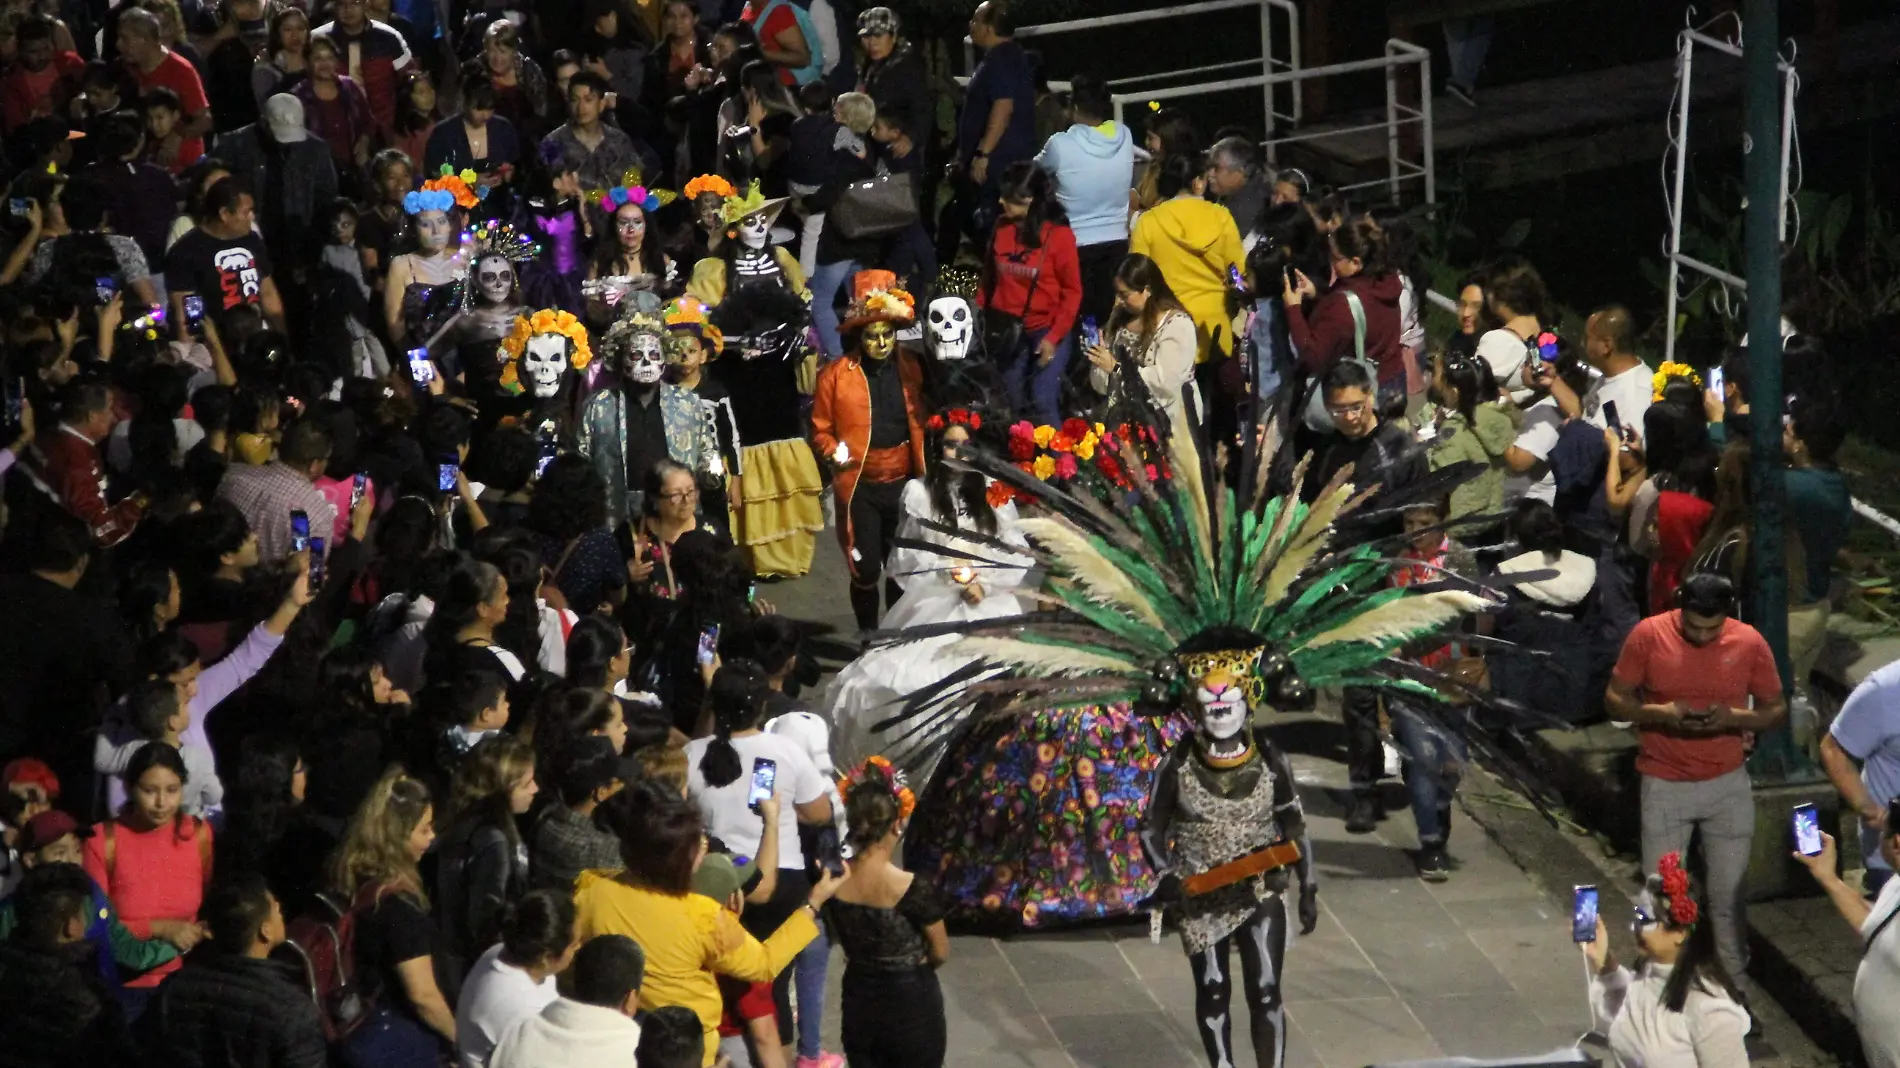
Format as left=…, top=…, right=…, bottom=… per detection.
left=1130, top=196, right=1246, bottom=361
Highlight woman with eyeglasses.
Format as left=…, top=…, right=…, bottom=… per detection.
left=1580, top=852, right=1749, bottom=1067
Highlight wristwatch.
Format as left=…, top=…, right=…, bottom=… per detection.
left=973, top=149, right=990, bottom=160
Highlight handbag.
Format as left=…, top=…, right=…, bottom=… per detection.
left=830, top=172, right=919, bottom=240
left=982, top=231, right=1042, bottom=359
left=1301, top=289, right=1380, bottom=433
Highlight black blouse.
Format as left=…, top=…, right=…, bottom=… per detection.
left=826, top=877, right=949, bottom=972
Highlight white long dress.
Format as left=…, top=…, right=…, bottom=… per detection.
left=822, top=478, right=1033, bottom=784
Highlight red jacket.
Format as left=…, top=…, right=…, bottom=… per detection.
left=21, top=425, right=142, bottom=547
left=1288, top=271, right=1405, bottom=385
left=978, top=220, right=1083, bottom=345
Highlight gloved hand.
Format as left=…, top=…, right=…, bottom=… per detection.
left=1143, top=873, right=1182, bottom=909
left=1298, top=883, right=1320, bottom=934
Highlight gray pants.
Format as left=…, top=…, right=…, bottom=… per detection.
left=1640, top=766, right=1754, bottom=979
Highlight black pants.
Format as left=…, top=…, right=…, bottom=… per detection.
left=936, top=172, right=997, bottom=266
left=847, top=478, right=907, bottom=630
left=841, top=966, right=946, bottom=1068
left=1344, top=686, right=1384, bottom=798
left=1076, top=239, right=1129, bottom=326
left=1187, top=895, right=1289, bottom=1068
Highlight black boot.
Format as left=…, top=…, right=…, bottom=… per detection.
left=1345, top=794, right=1383, bottom=834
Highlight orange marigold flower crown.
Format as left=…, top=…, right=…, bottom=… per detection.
left=684, top=174, right=737, bottom=201
left=836, top=754, right=916, bottom=821
left=496, top=309, right=593, bottom=395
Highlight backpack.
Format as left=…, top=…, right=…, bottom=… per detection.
left=753, top=0, right=826, bottom=85
left=281, top=885, right=382, bottom=1042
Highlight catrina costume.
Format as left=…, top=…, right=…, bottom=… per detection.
left=395, top=167, right=487, bottom=364
left=493, top=308, right=592, bottom=449
left=575, top=298, right=721, bottom=523
left=686, top=178, right=823, bottom=577
left=864, top=374, right=1500, bottom=1066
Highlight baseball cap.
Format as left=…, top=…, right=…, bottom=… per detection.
left=692, top=852, right=760, bottom=902
left=2, top=758, right=60, bottom=801
left=264, top=94, right=308, bottom=144
left=20, top=810, right=89, bottom=853
left=16, top=117, right=83, bottom=159
left=857, top=6, right=898, bottom=37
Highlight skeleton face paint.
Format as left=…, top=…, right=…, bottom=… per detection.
left=523, top=334, right=568, bottom=397
left=737, top=211, right=771, bottom=250
left=623, top=332, right=665, bottom=384
left=615, top=204, right=647, bottom=251
left=475, top=254, right=515, bottom=305
left=926, top=296, right=973, bottom=360
left=415, top=210, right=452, bottom=252
left=861, top=321, right=896, bottom=361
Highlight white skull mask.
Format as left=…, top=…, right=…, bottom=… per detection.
left=623, top=332, right=665, bottom=385
left=475, top=254, right=516, bottom=306
left=927, top=296, right=973, bottom=360
left=737, top=212, right=771, bottom=250
left=523, top=334, right=569, bottom=398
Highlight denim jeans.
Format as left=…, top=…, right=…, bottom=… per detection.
left=1001, top=328, right=1072, bottom=426
left=811, top=258, right=859, bottom=358
left=341, top=1007, right=443, bottom=1068
left=1443, top=16, right=1494, bottom=90
left=792, top=919, right=831, bottom=1058
left=1390, top=699, right=1467, bottom=847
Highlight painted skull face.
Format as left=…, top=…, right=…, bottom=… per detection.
left=623, top=331, right=665, bottom=384
left=615, top=203, right=647, bottom=250
left=523, top=334, right=568, bottom=397
left=1179, top=649, right=1263, bottom=752
left=475, top=254, right=515, bottom=305
left=927, top=296, right=972, bottom=360
left=694, top=192, right=723, bottom=233
left=736, top=211, right=771, bottom=250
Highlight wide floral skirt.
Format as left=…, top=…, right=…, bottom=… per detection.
left=905, top=702, right=1192, bottom=928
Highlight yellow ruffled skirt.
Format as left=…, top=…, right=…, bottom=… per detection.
left=729, top=437, right=824, bottom=577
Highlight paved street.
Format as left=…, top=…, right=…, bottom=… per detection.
left=771, top=527, right=1829, bottom=1067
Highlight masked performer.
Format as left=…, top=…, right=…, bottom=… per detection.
left=810, top=271, right=927, bottom=631
left=385, top=166, right=486, bottom=366
left=583, top=179, right=679, bottom=326
left=577, top=299, right=721, bottom=523
left=496, top=308, right=592, bottom=446
left=517, top=147, right=592, bottom=312
left=663, top=295, right=742, bottom=522
left=450, top=219, right=537, bottom=414
left=687, top=179, right=822, bottom=577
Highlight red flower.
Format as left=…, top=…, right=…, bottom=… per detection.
left=1657, top=852, right=1699, bottom=927
left=948, top=409, right=969, bottom=425
left=969, top=413, right=983, bottom=429
left=1050, top=431, right=1076, bottom=453
left=1145, top=464, right=1159, bottom=480
left=1061, top=417, right=1090, bottom=440
left=986, top=481, right=1014, bottom=508
left=1096, top=452, right=1125, bottom=484
left=1054, top=453, right=1078, bottom=479
left=1007, top=427, right=1036, bottom=461
left=926, top=414, right=945, bottom=431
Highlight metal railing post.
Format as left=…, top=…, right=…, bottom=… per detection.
left=1260, top=0, right=1275, bottom=148
left=1778, top=61, right=1795, bottom=243
left=1384, top=45, right=1401, bottom=200
left=1664, top=36, right=1695, bottom=365
left=1286, top=1, right=1302, bottom=124
left=1420, top=50, right=1436, bottom=204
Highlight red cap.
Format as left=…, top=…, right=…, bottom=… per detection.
left=19, top=810, right=88, bottom=852
left=1, top=758, right=60, bottom=801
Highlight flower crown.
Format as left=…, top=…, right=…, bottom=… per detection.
left=663, top=295, right=724, bottom=352
left=1535, top=330, right=1560, bottom=362
left=598, top=184, right=660, bottom=216
left=993, top=418, right=1168, bottom=508
left=602, top=310, right=668, bottom=354
left=1656, top=851, right=1699, bottom=927
left=404, top=165, right=486, bottom=214
left=497, top=309, right=592, bottom=394
left=925, top=408, right=982, bottom=432
left=719, top=180, right=769, bottom=225
left=684, top=173, right=736, bottom=201
left=1652, top=360, right=1702, bottom=403
left=851, top=285, right=915, bottom=324
left=836, top=755, right=915, bottom=821
left=469, top=218, right=540, bottom=262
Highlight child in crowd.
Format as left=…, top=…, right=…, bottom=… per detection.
left=317, top=197, right=390, bottom=378
left=95, top=678, right=225, bottom=824
left=140, top=88, right=186, bottom=174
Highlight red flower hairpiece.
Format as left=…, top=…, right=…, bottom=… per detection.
left=1657, top=852, right=1698, bottom=927
left=927, top=414, right=945, bottom=431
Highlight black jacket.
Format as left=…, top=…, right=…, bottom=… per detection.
left=860, top=40, right=932, bottom=153
left=0, top=942, right=138, bottom=1068
left=1308, top=419, right=1427, bottom=540
left=136, top=954, right=328, bottom=1068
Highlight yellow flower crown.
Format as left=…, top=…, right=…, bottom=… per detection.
left=1652, top=360, right=1702, bottom=402
left=497, top=309, right=592, bottom=395
left=852, top=287, right=916, bottom=323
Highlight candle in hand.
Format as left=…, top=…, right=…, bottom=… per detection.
left=951, top=565, right=975, bottom=585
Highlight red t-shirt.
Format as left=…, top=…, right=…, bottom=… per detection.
left=742, top=1, right=801, bottom=85
left=1612, top=610, right=1782, bottom=782
left=132, top=50, right=210, bottom=168
left=1, top=52, right=83, bottom=131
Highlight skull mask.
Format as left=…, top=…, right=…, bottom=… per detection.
left=926, top=296, right=973, bottom=360
left=736, top=211, right=771, bottom=250
left=622, top=331, right=666, bottom=385
left=475, top=254, right=516, bottom=306
left=522, top=334, right=569, bottom=398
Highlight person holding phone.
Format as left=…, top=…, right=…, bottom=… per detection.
left=1792, top=805, right=1900, bottom=1068
left=213, top=416, right=337, bottom=563
left=1605, top=573, right=1787, bottom=983
left=1082, top=254, right=1199, bottom=434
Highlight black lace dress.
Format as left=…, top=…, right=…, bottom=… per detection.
left=824, top=877, right=950, bottom=1068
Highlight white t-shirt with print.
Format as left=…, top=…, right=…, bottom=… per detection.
left=1582, top=360, right=1653, bottom=434
left=684, top=732, right=827, bottom=868
left=1503, top=396, right=1563, bottom=504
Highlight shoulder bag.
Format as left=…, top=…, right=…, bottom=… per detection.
left=1301, top=289, right=1381, bottom=433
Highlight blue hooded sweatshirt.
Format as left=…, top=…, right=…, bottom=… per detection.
left=1035, top=120, right=1135, bottom=248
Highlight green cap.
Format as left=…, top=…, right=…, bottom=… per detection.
left=692, top=852, right=760, bottom=902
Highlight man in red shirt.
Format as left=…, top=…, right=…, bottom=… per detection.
left=117, top=8, right=210, bottom=168
left=1607, top=572, right=1786, bottom=983
left=17, top=380, right=145, bottom=548
left=1, top=16, right=84, bottom=132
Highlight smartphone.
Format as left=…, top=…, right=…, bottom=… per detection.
left=3, top=376, right=23, bottom=430
left=1080, top=316, right=1100, bottom=348
left=1793, top=802, right=1824, bottom=857
left=94, top=276, right=117, bottom=304
left=183, top=294, right=205, bottom=333
left=696, top=622, right=721, bottom=666
left=746, top=582, right=757, bottom=606
left=349, top=471, right=368, bottom=513
left=1707, top=365, right=1725, bottom=396
left=535, top=432, right=558, bottom=478
left=1603, top=400, right=1622, bottom=435
left=746, top=757, right=777, bottom=812
left=1572, top=885, right=1600, bottom=943
left=288, top=510, right=310, bottom=554
left=1228, top=264, right=1246, bottom=290
left=407, top=347, right=436, bottom=386
left=437, top=460, right=458, bottom=492
left=7, top=198, right=28, bottom=217
left=308, top=536, right=326, bottom=587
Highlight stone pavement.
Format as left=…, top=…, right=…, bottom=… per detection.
left=770, top=534, right=1832, bottom=1067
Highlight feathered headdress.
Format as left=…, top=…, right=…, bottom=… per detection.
left=404, top=164, right=486, bottom=214
left=468, top=219, right=540, bottom=263
left=497, top=309, right=591, bottom=394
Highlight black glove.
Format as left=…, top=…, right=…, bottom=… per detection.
left=1143, top=873, right=1182, bottom=909
left=1298, top=883, right=1320, bottom=934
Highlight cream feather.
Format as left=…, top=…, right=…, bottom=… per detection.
left=1019, top=517, right=1174, bottom=637
left=1294, top=591, right=1490, bottom=651
left=946, top=636, right=1140, bottom=676
left=1165, top=432, right=1215, bottom=575
left=1262, top=481, right=1355, bottom=606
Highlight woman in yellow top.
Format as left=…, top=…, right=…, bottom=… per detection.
left=575, top=780, right=844, bottom=1066
left=1129, top=154, right=1245, bottom=361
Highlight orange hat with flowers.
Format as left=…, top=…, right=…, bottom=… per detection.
left=839, top=269, right=916, bottom=335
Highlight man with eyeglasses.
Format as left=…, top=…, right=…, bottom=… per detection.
left=1606, top=571, right=1786, bottom=984
left=1305, top=359, right=1427, bottom=837
left=1794, top=799, right=1900, bottom=1068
